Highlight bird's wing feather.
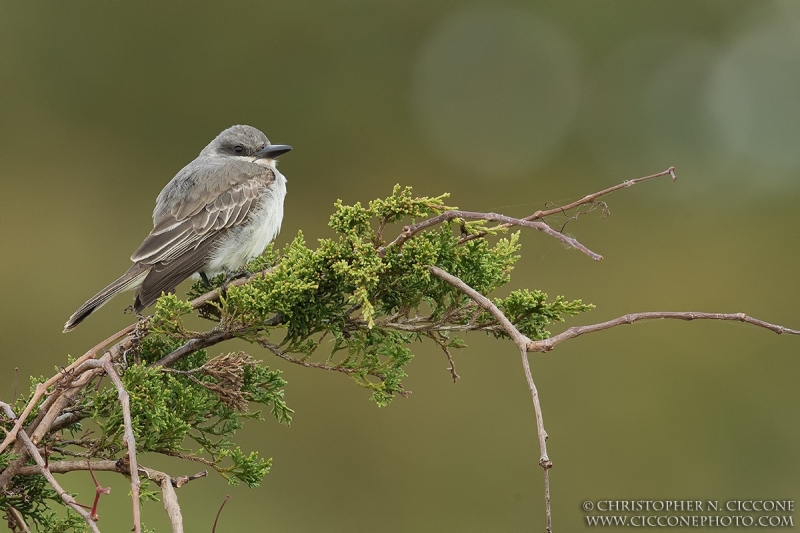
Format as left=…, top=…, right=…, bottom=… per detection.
left=134, top=236, right=220, bottom=310
left=131, top=167, right=274, bottom=264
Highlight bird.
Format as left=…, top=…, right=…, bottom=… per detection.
left=63, top=125, right=292, bottom=333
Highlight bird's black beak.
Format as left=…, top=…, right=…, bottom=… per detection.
left=254, top=144, right=292, bottom=160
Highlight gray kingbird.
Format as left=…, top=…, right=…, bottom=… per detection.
left=64, top=125, right=292, bottom=332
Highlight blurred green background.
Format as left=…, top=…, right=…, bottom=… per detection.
left=1, top=1, right=799, bottom=531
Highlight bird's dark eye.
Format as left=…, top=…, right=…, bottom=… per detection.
left=233, top=145, right=244, bottom=154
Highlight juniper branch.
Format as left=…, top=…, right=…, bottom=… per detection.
left=4, top=171, right=800, bottom=533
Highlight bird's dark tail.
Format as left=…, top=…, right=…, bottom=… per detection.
left=63, top=263, right=150, bottom=333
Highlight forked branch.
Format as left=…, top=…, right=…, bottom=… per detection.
left=429, top=265, right=799, bottom=533
left=429, top=266, right=554, bottom=531
left=458, top=166, right=677, bottom=245
left=83, top=360, right=142, bottom=533
left=379, top=211, right=603, bottom=261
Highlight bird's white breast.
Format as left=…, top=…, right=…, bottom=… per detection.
left=205, top=163, right=286, bottom=275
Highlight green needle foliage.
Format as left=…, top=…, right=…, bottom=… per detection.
left=1, top=186, right=592, bottom=531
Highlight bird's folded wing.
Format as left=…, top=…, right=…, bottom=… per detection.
left=130, top=169, right=274, bottom=265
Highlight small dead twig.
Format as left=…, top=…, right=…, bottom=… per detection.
left=212, top=495, right=231, bottom=533
left=145, top=467, right=185, bottom=533
left=429, top=333, right=460, bottom=383
left=12, top=368, right=18, bottom=405
left=85, top=460, right=111, bottom=521
left=379, top=211, right=602, bottom=261
left=458, top=166, right=677, bottom=245
left=172, top=470, right=208, bottom=488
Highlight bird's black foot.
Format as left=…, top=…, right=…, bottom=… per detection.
left=218, top=268, right=250, bottom=292
left=227, top=267, right=252, bottom=281
left=199, top=271, right=213, bottom=288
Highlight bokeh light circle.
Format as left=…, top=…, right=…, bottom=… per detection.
left=708, top=19, right=800, bottom=169
left=411, top=4, right=581, bottom=178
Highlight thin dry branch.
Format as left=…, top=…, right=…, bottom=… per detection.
left=258, top=340, right=389, bottom=381
left=15, top=460, right=206, bottom=486
left=83, top=360, right=142, bottom=533
left=13, top=461, right=206, bottom=533
left=0, top=324, right=136, bottom=455
left=0, top=402, right=101, bottom=533
left=379, top=211, right=603, bottom=261
left=429, top=266, right=553, bottom=532
left=153, top=330, right=235, bottom=368
left=212, top=495, right=231, bottom=533
left=6, top=506, right=30, bottom=533
left=144, top=468, right=184, bottom=533
left=459, top=167, right=677, bottom=245
left=153, top=313, right=282, bottom=369
left=429, top=333, right=460, bottom=382
left=528, top=311, right=800, bottom=353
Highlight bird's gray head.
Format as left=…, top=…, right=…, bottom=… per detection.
left=200, top=125, right=292, bottom=161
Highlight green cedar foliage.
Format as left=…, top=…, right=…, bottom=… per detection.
left=1, top=186, right=592, bottom=531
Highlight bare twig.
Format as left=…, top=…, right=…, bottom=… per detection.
left=379, top=211, right=603, bottom=261
left=143, top=468, right=185, bottom=533
left=82, top=360, right=142, bottom=533
left=0, top=402, right=101, bottom=533
left=459, top=167, right=677, bottom=245
left=428, top=267, right=530, bottom=348
left=528, top=311, right=800, bottom=353
left=172, top=469, right=208, bottom=488
left=258, top=340, right=387, bottom=380
left=15, top=460, right=206, bottom=487
left=152, top=313, right=283, bottom=370
left=152, top=330, right=235, bottom=368
left=544, top=468, right=552, bottom=533
left=429, top=266, right=552, bottom=532
left=85, top=460, right=111, bottom=521
left=429, top=333, right=460, bottom=382
left=212, top=495, right=231, bottom=533
left=12, top=368, right=19, bottom=405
